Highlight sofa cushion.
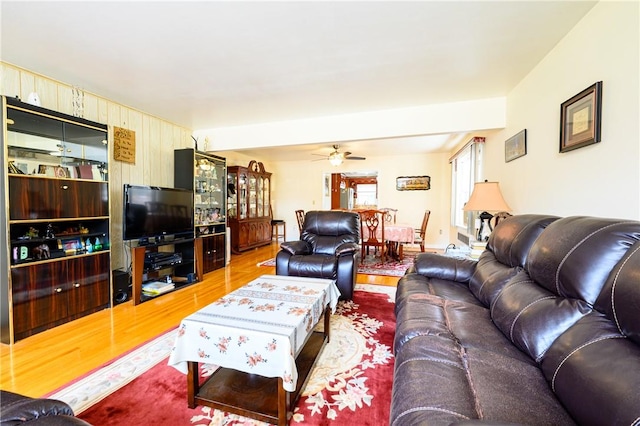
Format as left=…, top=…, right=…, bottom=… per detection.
left=285, top=254, right=336, bottom=279
left=490, top=270, right=592, bottom=361
left=539, top=240, right=640, bottom=426
left=526, top=216, right=640, bottom=304
left=391, top=295, right=575, bottom=425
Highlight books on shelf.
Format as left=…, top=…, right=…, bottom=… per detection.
left=469, top=241, right=487, bottom=259
left=142, top=281, right=175, bottom=295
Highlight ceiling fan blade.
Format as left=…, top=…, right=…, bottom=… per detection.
left=345, top=156, right=366, bottom=160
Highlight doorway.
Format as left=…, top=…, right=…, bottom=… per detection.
left=323, top=172, right=378, bottom=210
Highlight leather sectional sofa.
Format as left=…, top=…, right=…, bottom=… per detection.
left=391, top=215, right=640, bottom=425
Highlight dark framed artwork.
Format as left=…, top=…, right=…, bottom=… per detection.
left=560, top=81, right=602, bottom=153
left=396, top=176, right=430, bottom=191
left=505, top=129, right=527, bottom=162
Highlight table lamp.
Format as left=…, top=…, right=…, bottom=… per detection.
left=463, top=180, right=511, bottom=241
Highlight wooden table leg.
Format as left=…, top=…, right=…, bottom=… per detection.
left=187, top=361, right=199, bottom=409
left=278, top=377, right=287, bottom=426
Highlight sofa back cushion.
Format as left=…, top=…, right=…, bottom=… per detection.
left=490, top=217, right=640, bottom=361
left=526, top=216, right=640, bottom=304
left=469, top=215, right=558, bottom=307
left=540, top=239, right=640, bottom=425
left=301, top=210, right=360, bottom=255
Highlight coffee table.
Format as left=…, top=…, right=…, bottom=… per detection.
left=168, top=274, right=340, bottom=425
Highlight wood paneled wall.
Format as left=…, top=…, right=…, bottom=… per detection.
left=1, top=62, right=193, bottom=271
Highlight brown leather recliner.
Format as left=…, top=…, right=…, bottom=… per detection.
left=0, top=390, right=92, bottom=425
left=275, top=210, right=360, bottom=300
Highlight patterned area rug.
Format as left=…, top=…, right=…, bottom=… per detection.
left=258, top=251, right=421, bottom=277
left=49, top=284, right=396, bottom=425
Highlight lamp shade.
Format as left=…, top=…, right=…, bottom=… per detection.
left=463, top=181, right=511, bottom=212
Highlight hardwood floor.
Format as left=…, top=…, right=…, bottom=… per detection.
left=0, top=242, right=397, bottom=398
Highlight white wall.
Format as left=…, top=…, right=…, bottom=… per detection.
left=219, top=150, right=453, bottom=249
left=485, top=1, right=639, bottom=219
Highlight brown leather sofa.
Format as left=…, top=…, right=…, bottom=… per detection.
left=276, top=210, right=360, bottom=300
left=0, top=390, right=91, bottom=425
left=391, top=215, right=640, bottom=425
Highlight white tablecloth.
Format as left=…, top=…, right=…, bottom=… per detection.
left=168, top=274, right=340, bottom=392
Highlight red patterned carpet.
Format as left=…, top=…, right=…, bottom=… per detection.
left=50, top=285, right=396, bottom=425
left=258, top=251, right=420, bottom=277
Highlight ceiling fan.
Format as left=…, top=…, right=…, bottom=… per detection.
left=313, top=144, right=366, bottom=166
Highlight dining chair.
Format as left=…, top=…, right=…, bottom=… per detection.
left=295, top=209, right=305, bottom=235
left=270, top=206, right=286, bottom=242
left=379, top=207, right=398, bottom=224
left=359, top=209, right=386, bottom=263
left=413, top=210, right=431, bottom=252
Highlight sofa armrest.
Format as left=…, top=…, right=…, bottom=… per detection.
left=279, top=240, right=311, bottom=256
left=0, top=390, right=92, bottom=425
left=414, top=252, right=477, bottom=283
left=335, top=242, right=359, bottom=257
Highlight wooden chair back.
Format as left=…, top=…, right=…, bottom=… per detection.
left=359, top=209, right=386, bottom=263
left=380, top=207, right=398, bottom=224
left=415, top=210, right=431, bottom=252
left=295, top=210, right=305, bottom=234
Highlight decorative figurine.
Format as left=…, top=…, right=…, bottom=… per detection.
left=45, top=223, right=55, bottom=239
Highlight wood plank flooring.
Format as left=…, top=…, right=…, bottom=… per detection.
left=0, top=242, right=397, bottom=398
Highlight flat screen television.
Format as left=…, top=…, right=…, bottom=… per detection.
left=123, top=184, right=194, bottom=242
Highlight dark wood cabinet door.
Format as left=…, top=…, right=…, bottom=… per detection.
left=9, top=176, right=109, bottom=220
left=11, top=262, right=68, bottom=340
left=66, top=253, right=110, bottom=317
left=202, top=234, right=225, bottom=273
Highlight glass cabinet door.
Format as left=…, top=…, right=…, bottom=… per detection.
left=257, top=176, right=264, bottom=217
left=194, top=155, right=224, bottom=229
left=248, top=174, right=257, bottom=218
left=263, top=177, right=270, bottom=218
left=7, top=103, right=108, bottom=180
left=227, top=172, right=237, bottom=219
left=239, top=172, right=248, bottom=220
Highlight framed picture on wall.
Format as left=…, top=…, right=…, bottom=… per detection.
left=396, top=176, right=430, bottom=191
left=560, top=81, right=602, bottom=153
left=505, top=129, right=527, bottom=162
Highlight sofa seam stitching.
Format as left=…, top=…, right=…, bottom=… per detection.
left=550, top=334, right=626, bottom=392
left=610, top=244, right=640, bottom=334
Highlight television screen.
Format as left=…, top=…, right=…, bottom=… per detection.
left=123, top=184, right=194, bottom=241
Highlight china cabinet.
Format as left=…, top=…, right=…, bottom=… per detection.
left=1, top=96, right=110, bottom=343
left=227, top=161, right=272, bottom=253
left=174, top=149, right=226, bottom=273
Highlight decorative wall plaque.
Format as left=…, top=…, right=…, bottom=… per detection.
left=113, top=126, right=136, bottom=164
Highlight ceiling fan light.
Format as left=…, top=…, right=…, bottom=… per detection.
left=329, top=152, right=343, bottom=166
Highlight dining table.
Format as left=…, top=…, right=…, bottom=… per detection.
left=376, top=222, right=415, bottom=261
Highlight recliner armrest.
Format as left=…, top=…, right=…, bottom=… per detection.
left=280, top=240, right=312, bottom=255
left=335, top=242, right=359, bottom=256
left=0, top=390, right=92, bottom=425
left=414, top=252, right=477, bottom=283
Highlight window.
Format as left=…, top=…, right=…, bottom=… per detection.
left=356, top=183, right=377, bottom=207
left=450, top=137, right=485, bottom=233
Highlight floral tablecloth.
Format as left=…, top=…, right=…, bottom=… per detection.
left=168, top=274, right=340, bottom=392
left=378, top=223, right=415, bottom=242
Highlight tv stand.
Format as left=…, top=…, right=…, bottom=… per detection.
left=130, top=237, right=202, bottom=305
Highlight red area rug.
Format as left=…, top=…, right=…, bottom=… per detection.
left=51, top=285, right=396, bottom=425
left=258, top=252, right=419, bottom=277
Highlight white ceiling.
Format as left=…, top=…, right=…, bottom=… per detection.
left=1, top=1, right=596, bottom=161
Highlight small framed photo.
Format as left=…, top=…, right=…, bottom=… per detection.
left=505, top=129, right=527, bottom=162
left=560, top=81, right=602, bottom=153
